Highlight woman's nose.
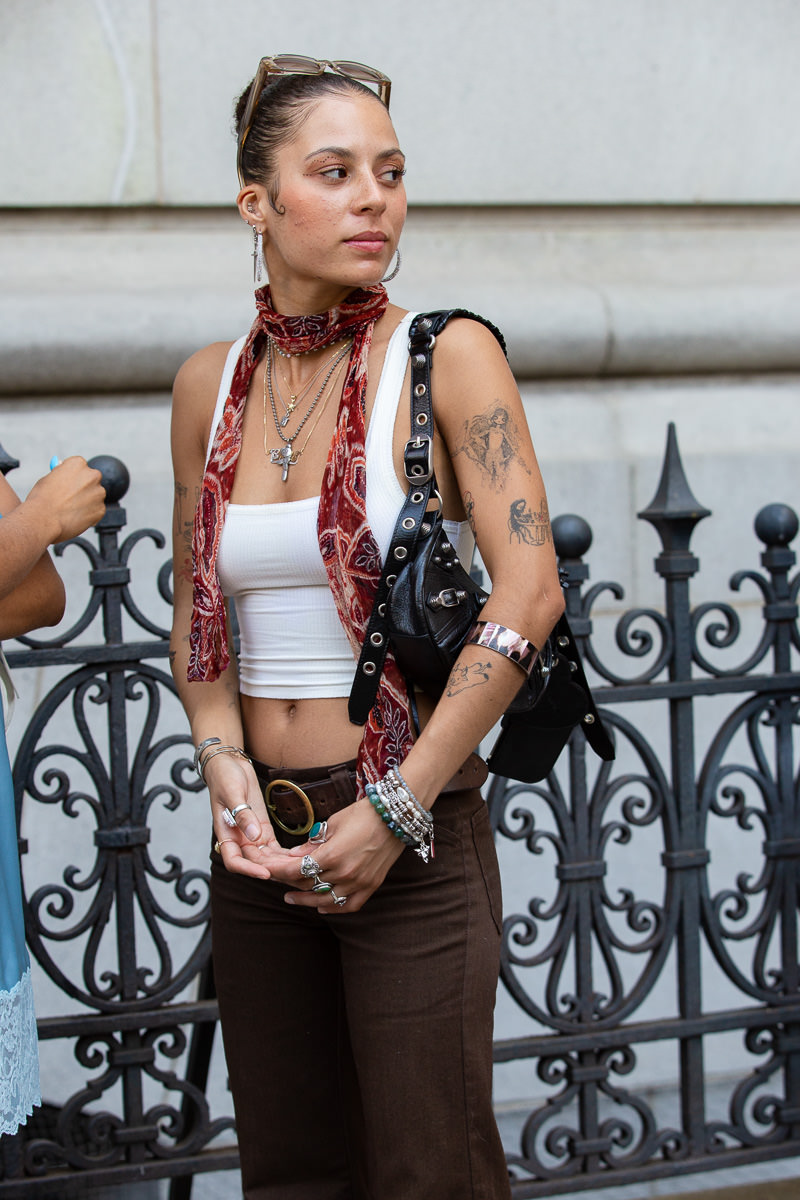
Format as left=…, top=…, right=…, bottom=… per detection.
left=353, top=171, right=386, bottom=211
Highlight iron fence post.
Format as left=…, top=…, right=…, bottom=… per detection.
left=639, top=423, right=711, bottom=1156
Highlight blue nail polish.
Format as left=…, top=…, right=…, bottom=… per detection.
left=49, top=456, right=60, bottom=471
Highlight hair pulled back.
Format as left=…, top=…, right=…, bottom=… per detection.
left=234, top=72, right=383, bottom=209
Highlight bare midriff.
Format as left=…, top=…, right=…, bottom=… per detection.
left=239, top=692, right=435, bottom=769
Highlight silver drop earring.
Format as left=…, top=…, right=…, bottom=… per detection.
left=251, top=225, right=264, bottom=285
left=381, top=247, right=401, bottom=283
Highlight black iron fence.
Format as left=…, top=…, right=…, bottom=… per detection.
left=0, top=425, right=798, bottom=1197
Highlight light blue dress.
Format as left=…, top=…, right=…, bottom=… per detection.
left=0, top=657, right=40, bottom=1134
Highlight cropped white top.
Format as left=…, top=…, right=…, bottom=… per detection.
left=212, top=312, right=474, bottom=698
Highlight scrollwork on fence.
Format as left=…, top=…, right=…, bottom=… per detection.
left=1, top=427, right=799, bottom=1197
left=1, top=457, right=232, bottom=1199
left=489, top=425, right=800, bottom=1195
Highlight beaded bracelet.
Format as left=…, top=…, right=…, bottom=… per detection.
left=466, top=620, right=538, bottom=677
left=385, top=768, right=430, bottom=823
left=366, top=778, right=434, bottom=863
left=379, top=775, right=432, bottom=843
left=366, top=782, right=432, bottom=861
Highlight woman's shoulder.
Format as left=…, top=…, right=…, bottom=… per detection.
left=173, top=341, right=238, bottom=404
left=425, top=311, right=509, bottom=391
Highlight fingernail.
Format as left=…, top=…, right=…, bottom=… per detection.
left=284, top=895, right=295, bottom=905
left=245, top=822, right=260, bottom=840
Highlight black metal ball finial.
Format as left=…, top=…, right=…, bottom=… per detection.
left=88, top=455, right=130, bottom=505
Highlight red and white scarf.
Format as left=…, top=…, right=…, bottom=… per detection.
left=188, top=284, right=413, bottom=788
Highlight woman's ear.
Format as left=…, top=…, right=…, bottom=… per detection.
left=236, top=185, right=268, bottom=229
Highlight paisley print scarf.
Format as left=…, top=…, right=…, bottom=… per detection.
left=189, top=283, right=414, bottom=788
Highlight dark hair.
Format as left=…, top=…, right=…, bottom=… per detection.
left=234, top=72, right=383, bottom=210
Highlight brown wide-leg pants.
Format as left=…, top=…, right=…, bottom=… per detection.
left=210, top=785, right=511, bottom=1200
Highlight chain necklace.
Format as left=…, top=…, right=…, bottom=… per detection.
left=272, top=337, right=343, bottom=360
left=271, top=337, right=349, bottom=427
left=263, top=338, right=352, bottom=481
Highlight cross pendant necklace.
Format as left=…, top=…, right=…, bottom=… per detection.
left=269, top=445, right=296, bottom=482
left=263, top=336, right=352, bottom=483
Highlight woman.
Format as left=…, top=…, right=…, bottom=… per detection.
left=170, top=56, right=563, bottom=1200
left=0, top=457, right=106, bottom=1134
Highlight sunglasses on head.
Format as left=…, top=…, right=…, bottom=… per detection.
left=237, top=55, right=392, bottom=186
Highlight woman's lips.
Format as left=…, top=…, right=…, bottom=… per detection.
left=345, top=233, right=388, bottom=253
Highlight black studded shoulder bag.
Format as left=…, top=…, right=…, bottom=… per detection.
left=347, top=310, right=614, bottom=783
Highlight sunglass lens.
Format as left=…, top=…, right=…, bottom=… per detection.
left=332, top=60, right=382, bottom=82
left=272, top=54, right=321, bottom=73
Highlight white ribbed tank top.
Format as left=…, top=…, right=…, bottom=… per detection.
left=211, top=312, right=474, bottom=698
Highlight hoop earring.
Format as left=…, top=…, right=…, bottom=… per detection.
left=251, top=225, right=265, bottom=285
left=381, top=247, right=401, bottom=283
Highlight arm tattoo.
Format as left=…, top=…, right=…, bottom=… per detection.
left=174, top=481, right=199, bottom=584
left=463, top=490, right=477, bottom=537
left=445, top=660, right=493, bottom=697
left=508, top=497, right=553, bottom=546
left=452, top=403, right=532, bottom=491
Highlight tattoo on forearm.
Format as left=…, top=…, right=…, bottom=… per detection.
left=446, top=660, right=492, bottom=697
left=508, top=497, right=553, bottom=546
left=463, top=490, right=477, bottom=537
left=169, top=650, right=176, bottom=667
left=452, top=403, right=532, bottom=491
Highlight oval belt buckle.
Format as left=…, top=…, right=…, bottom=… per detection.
left=264, top=779, right=315, bottom=836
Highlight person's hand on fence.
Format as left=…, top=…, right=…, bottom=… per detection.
left=25, top=456, right=107, bottom=544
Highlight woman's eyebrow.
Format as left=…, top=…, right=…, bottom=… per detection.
left=305, top=145, right=406, bottom=162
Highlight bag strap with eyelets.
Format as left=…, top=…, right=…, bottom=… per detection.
left=348, top=309, right=507, bottom=726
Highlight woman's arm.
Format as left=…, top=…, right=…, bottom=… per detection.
left=397, top=318, right=564, bottom=804
left=285, top=318, right=564, bottom=913
left=169, top=346, right=286, bottom=880
left=0, top=459, right=106, bottom=639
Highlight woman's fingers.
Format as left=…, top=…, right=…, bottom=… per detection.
left=206, top=755, right=294, bottom=875
left=214, top=836, right=271, bottom=879
left=279, top=803, right=404, bottom=911
left=219, top=796, right=262, bottom=842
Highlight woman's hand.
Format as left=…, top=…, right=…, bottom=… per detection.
left=204, top=753, right=294, bottom=879
left=277, top=799, right=405, bottom=913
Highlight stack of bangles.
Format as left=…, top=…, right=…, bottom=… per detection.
left=193, top=737, right=252, bottom=783
left=366, top=768, right=434, bottom=863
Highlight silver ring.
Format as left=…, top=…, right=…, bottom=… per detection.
left=331, top=891, right=347, bottom=907
left=300, top=854, right=322, bottom=879
left=229, top=803, right=253, bottom=819
left=221, top=808, right=237, bottom=828
left=312, top=878, right=333, bottom=895
left=309, top=821, right=328, bottom=844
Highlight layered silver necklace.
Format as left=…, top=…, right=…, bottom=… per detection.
left=263, top=336, right=352, bottom=481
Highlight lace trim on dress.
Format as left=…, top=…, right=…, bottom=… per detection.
left=0, top=966, right=41, bottom=1134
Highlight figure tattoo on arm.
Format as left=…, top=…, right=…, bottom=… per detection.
left=174, top=481, right=198, bottom=584
left=508, top=497, right=553, bottom=546
left=452, top=402, right=533, bottom=491
left=445, top=660, right=493, bottom=697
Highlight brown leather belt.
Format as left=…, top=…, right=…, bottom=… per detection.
left=251, top=752, right=488, bottom=842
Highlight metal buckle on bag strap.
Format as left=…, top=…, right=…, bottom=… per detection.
left=428, top=588, right=468, bottom=610
left=404, top=435, right=433, bottom=483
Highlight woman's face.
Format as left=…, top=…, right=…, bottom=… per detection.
left=256, top=92, right=407, bottom=302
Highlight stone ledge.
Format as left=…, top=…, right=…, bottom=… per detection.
left=4, top=206, right=800, bottom=393
left=3, top=282, right=800, bottom=395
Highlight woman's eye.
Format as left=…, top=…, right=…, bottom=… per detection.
left=381, top=166, right=406, bottom=183
left=321, top=166, right=348, bottom=180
